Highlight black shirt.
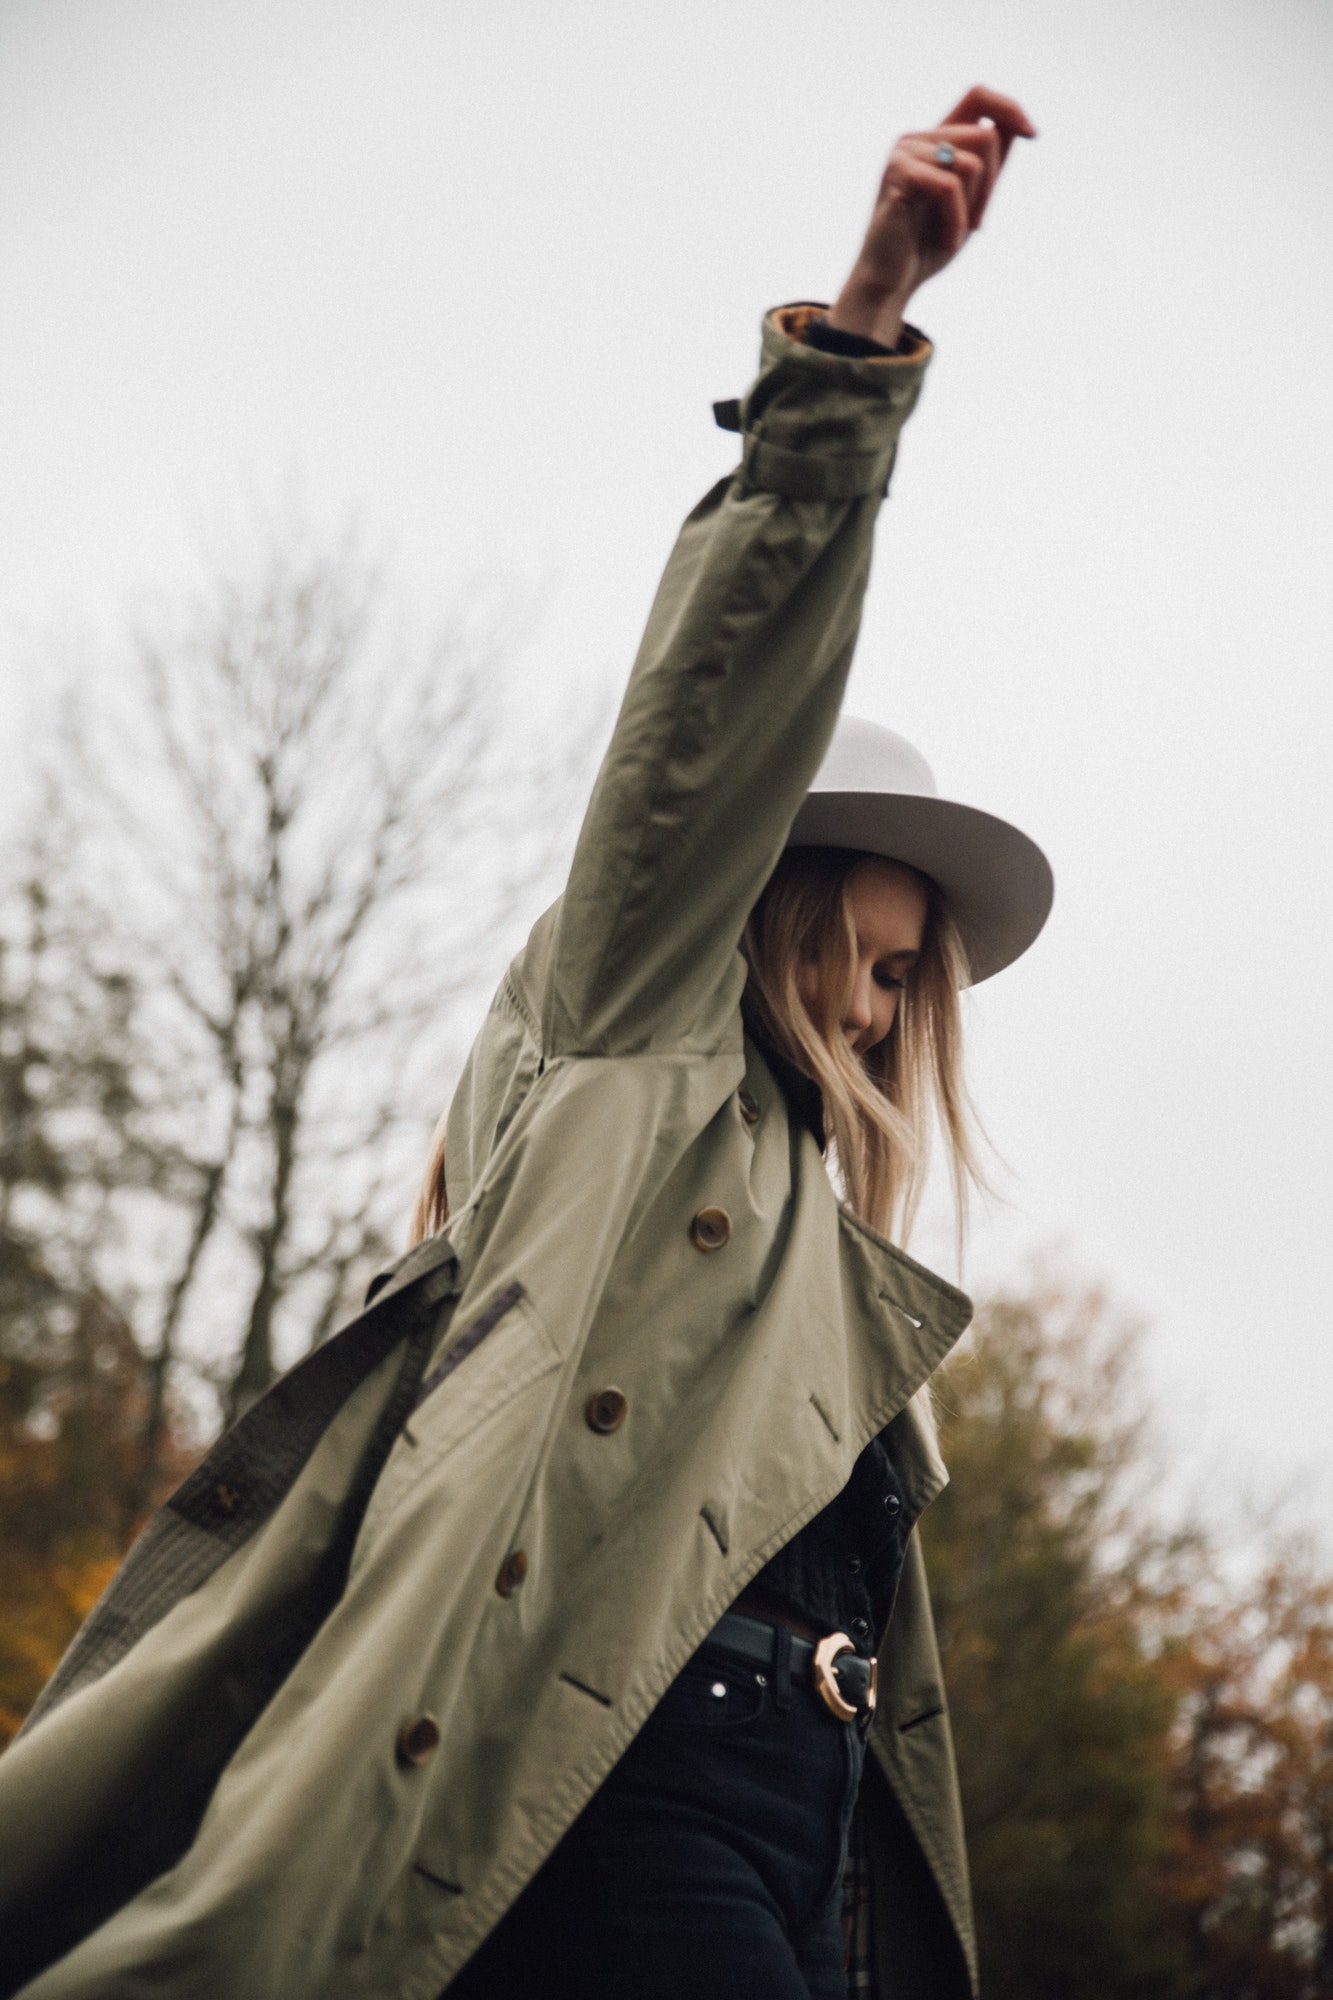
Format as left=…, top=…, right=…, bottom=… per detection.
left=740, top=1015, right=914, bottom=1653
left=749, top=1428, right=910, bottom=1655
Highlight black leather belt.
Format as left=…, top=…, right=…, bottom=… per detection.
left=704, top=1608, right=877, bottom=1726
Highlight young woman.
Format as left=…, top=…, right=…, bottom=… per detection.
left=434, top=84, right=1049, bottom=2000
left=0, top=85, right=1049, bottom=2000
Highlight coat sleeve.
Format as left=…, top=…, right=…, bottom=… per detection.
left=544, top=304, right=931, bottom=1059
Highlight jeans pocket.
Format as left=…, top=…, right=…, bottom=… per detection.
left=650, top=1657, right=768, bottom=1731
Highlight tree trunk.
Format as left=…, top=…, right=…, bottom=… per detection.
left=226, top=1088, right=297, bottom=1425
left=123, top=1157, right=226, bottom=1533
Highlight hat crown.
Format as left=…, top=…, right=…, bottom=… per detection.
left=809, top=717, right=938, bottom=800
left=787, top=713, right=1054, bottom=985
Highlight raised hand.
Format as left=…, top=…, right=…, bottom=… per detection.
left=827, top=86, right=1036, bottom=349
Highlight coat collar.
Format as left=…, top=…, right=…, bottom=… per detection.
left=741, top=998, right=826, bottom=1149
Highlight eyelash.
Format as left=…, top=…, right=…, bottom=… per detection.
left=874, top=970, right=907, bottom=993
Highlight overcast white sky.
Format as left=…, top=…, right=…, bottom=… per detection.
left=2, top=0, right=1331, bottom=1514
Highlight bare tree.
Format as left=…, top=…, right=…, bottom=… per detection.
left=35, top=526, right=583, bottom=1483
left=0, top=864, right=149, bottom=1378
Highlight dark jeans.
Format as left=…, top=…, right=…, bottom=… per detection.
left=448, top=1635, right=864, bottom=1999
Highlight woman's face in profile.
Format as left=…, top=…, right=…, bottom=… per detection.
left=796, top=856, right=928, bottom=1057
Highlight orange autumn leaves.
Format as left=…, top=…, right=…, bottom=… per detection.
left=0, top=1281, right=196, bottom=1745
left=927, top=1280, right=1333, bottom=1998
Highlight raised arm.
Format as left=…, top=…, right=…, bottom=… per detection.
left=544, top=90, right=1035, bottom=1061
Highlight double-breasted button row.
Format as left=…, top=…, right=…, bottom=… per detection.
left=690, top=1206, right=731, bottom=1252
left=585, top=1387, right=628, bottom=1434
left=495, top=1549, right=528, bottom=1597
left=396, top=1713, right=441, bottom=1768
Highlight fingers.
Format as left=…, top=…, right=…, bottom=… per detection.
left=885, top=151, right=971, bottom=262
left=941, top=85, right=1037, bottom=147
left=901, top=88, right=1033, bottom=231
left=839, top=85, right=1034, bottom=323
left=939, top=86, right=1036, bottom=199
left=902, top=125, right=998, bottom=229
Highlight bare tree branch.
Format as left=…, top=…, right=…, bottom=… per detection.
left=21, top=522, right=595, bottom=1433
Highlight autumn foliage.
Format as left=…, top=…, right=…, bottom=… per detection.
left=1162, top=1559, right=1333, bottom=1995
left=927, top=1280, right=1333, bottom=1996
left=0, top=866, right=205, bottom=1742
left=0, top=1247, right=197, bottom=1745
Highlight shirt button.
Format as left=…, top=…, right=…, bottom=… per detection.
left=396, top=1714, right=441, bottom=1768
left=585, top=1387, right=628, bottom=1434
left=737, top=1088, right=761, bottom=1125
left=846, top=1555, right=863, bottom=1575
left=495, top=1550, right=528, bottom=1597
left=851, top=1617, right=871, bottom=1642
left=883, top=1492, right=902, bottom=1518
left=689, top=1206, right=732, bottom=1252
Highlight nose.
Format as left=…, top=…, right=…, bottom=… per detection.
left=844, top=968, right=873, bottom=1036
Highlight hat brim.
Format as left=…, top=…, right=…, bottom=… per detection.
left=786, top=792, right=1053, bottom=986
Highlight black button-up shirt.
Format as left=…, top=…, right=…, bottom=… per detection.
left=749, top=1429, right=910, bottom=1653
left=741, top=1008, right=914, bottom=1653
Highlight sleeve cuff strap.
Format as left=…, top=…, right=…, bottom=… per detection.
left=739, top=433, right=901, bottom=500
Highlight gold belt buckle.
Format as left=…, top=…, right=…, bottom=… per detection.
left=812, top=1631, right=877, bottom=1724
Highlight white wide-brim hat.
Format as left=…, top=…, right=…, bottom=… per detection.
left=785, top=716, right=1054, bottom=985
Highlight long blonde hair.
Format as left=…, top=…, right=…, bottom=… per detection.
left=409, top=847, right=984, bottom=1251
left=410, top=1115, right=450, bottom=1247
left=742, top=846, right=984, bottom=1246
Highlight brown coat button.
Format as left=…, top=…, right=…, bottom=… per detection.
left=396, top=1714, right=441, bottom=1768
left=737, top=1088, right=761, bottom=1125
left=690, top=1206, right=732, bottom=1252
left=585, top=1388, right=628, bottom=1434
left=495, top=1549, right=529, bottom=1597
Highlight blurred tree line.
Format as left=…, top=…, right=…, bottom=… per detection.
left=2, top=543, right=1331, bottom=1995
left=0, top=528, right=581, bottom=1729
left=926, top=1281, right=1333, bottom=1997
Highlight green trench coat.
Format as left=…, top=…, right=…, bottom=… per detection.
left=0, top=307, right=978, bottom=1999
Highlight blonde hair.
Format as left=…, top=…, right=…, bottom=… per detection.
left=742, top=846, right=984, bottom=1246
left=410, top=847, right=984, bottom=1252
left=410, top=1115, right=450, bottom=1247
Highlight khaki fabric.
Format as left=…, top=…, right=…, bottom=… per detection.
left=0, top=306, right=977, bottom=1999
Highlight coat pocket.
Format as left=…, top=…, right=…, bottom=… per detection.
left=412, top=1280, right=527, bottom=1411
